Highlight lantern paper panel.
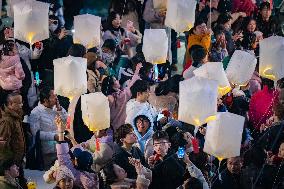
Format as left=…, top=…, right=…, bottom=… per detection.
left=178, top=76, right=218, bottom=126
left=153, top=0, right=167, bottom=9
left=13, top=0, right=49, bottom=44
left=165, top=0, right=196, bottom=32
left=73, top=14, right=101, bottom=49
left=142, top=29, right=168, bottom=64
left=81, top=92, right=110, bottom=132
left=226, top=50, right=257, bottom=86
left=53, top=56, right=87, bottom=99
left=193, top=62, right=231, bottom=96
left=204, top=112, right=245, bottom=159
left=259, top=36, right=284, bottom=81
left=7, top=0, right=22, bottom=18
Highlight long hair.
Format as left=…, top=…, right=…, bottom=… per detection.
left=103, top=11, right=125, bottom=36
left=101, top=76, right=116, bottom=96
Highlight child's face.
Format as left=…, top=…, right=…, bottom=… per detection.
left=153, top=139, right=171, bottom=157
left=278, top=143, right=284, bottom=158
left=136, top=89, right=150, bottom=103
left=58, top=177, right=74, bottom=189
left=123, top=131, right=137, bottom=145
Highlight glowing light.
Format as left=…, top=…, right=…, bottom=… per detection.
left=262, top=67, right=275, bottom=81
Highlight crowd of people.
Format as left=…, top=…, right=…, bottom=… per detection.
left=0, top=0, right=283, bottom=188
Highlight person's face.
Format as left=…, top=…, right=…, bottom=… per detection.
left=227, top=157, right=243, bottom=175
left=183, top=132, right=193, bottom=149
left=8, top=95, right=23, bottom=115
left=136, top=118, right=150, bottom=135
left=46, top=90, right=57, bottom=107
left=194, top=23, right=207, bottom=35
left=278, top=143, right=284, bottom=158
left=113, top=164, right=127, bottom=181
left=4, top=27, right=14, bottom=39
left=112, top=14, right=122, bottom=28
left=216, top=32, right=225, bottom=42
left=6, top=164, right=19, bottom=178
left=210, top=0, right=219, bottom=9
left=247, top=20, right=256, bottom=32
left=261, top=7, right=271, bottom=20
left=112, top=77, right=121, bottom=91
left=122, top=131, right=137, bottom=145
left=153, top=139, right=171, bottom=157
left=137, top=89, right=150, bottom=103
left=58, top=177, right=74, bottom=189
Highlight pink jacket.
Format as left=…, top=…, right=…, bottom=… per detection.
left=0, top=55, right=25, bottom=91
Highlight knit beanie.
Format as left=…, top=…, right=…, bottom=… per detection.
left=55, top=165, right=75, bottom=184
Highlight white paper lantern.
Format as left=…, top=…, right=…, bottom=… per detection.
left=81, top=92, right=110, bottom=132
left=73, top=14, right=101, bottom=49
left=7, top=0, right=22, bottom=18
left=165, top=0, right=196, bottom=32
left=193, top=62, right=231, bottom=96
left=259, top=36, right=284, bottom=81
left=226, top=50, right=257, bottom=86
left=13, top=0, right=49, bottom=44
left=153, top=0, right=167, bottom=9
left=204, top=112, right=245, bottom=160
left=53, top=56, right=87, bottom=99
left=178, top=76, right=218, bottom=126
left=142, top=29, right=168, bottom=64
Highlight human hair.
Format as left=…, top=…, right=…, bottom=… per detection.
left=261, top=78, right=274, bottom=90
left=241, top=17, right=257, bottom=33
left=152, top=130, right=169, bottom=143
left=191, top=46, right=207, bottom=63
left=213, top=25, right=225, bottom=37
left=0, top=159, right=16, bottom=176
left=155, top=74, right=183, bottom=96
left=134, top=115, right=151, bottom=129
left=4, top=92, right=21, bottom=107
left=259, top=2, right=270, bottom=11
left=103, top=163, right=118, bottom=185
left=111, top=0, right=138, bottom=15
left=170, top=131, right=188, bottom=152
left=216, top=13, right=232, bottom=25
left=102, top=39, right=117, bottom=52
left=139, top=62, right=153, bottom=81
left=39, top=86, right=53, bottom=104
left=66, top=44, right=86, bottom=57
left=184, top=177, right=203, bottom=189
left=130, top=80, right=150, bottom=98
left=241, top=33, right=257, bottom=50
left=104, top=11, right=125, bottom=35
left=189, top=19, right=206, bottom=34
left=101, top=76, right=116, bottom=96
left=115, top=124, right=133, bottom=146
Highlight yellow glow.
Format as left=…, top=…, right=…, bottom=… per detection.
left=186, top=23, right=193, bottom=31
left=193, top=118, right=201, bottom=126
left=217, top=157, right=224, bottom=162
left=218, top=86, right=231, bottom=96
left=262, top=67, right=275, bottom=81
left=193, top=115, right=217, bottom=126
left=205, top=115, right=217, bottom=123
left=153, top=57, right=167, bottom=64
left=27, top=32, right=35, bottom=44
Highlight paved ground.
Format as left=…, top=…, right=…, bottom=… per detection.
left=24, top=169, right=55, bottom=189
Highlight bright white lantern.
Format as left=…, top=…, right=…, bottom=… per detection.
left=7, top=0, right=22, bottom=18
left=13, top=0, right=49, bottom=44
left=165, top=0, right=196, bottom=32
left=53, top=56, right=87, bottom=99
left=226, top=50, right=257, bottom=86
left=178, top=76, right=218, bottom=126
left=204, top=112, right=245, bottom=160
left=73, top=14, right=101, bottom=49
left=142, top=29, right=168, bottom=64
left=259, top=36, right=284, bottom=81
left=193, top=62, right=231, bottom=96
left=81, top=92, right=110, bottom=132
left=153, top=0, right=167, bottom=9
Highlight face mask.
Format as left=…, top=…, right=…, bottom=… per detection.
left=49, top=24, right=58, bottom=32
left=102, top=52, right=115, bottom=65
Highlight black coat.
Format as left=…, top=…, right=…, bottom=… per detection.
left=149, top=153, right=186, bottom=189
left=212, top=169, right=241, bottom=189
left=113, top=145, right=147, bottom=179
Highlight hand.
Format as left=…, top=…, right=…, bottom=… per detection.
left=158, top=117, right=168, bottom=125
left=56, top=99, right=62, bottom=111
left=148, top=155, right=155, bottom=167
left=239, top=12, right=247, bottom=17
left=158, top=9, right=167, bottom=17
left=134, top=62, right=143, bottom=75
left=205, top=28, right=213, bottom=35
left=232, top=32, right=243, bottom=42
left=129, top=158, right=143, bottom=175
left=55, top=115, right=65, bottom=133
left=220, top=38, right=227, bottom=49
left=58, top=28, right=68, bottom=40
left=183, top=153, right=192, bottom=165
left=95, top=60, right=107, bottom=69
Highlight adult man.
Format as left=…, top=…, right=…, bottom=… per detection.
left=29, top=87, right=67, bottom=170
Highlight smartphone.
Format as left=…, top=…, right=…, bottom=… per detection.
left=177, top=147, right=185, bottom=159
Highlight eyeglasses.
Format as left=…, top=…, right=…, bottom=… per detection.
left=153, top=142, right=169, bottom=147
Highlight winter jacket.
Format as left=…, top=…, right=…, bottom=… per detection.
left=187, top=163, right=209, bottom=189
left=248, top=86, right=278, bottom=130
left=87, top=69, right=101, bottom=93
left=29, top=103, right=67, bottom=154
left=256, top=16, right=282, bottom=38
left=149, top=152, right=186, bottom=189
left=0, top=107, right=25, bottom=164
left=0, top=55, right=25, bottom=91
left=212, top=169, right=241, bottom=189
left=143, top=0, right=165, bottom=29
left=113, top=144, right=147, bottom=179
left=0, top=176, right=20, bottom=189
left=125, top=99, right=157, bottom=126
left=56, top=143, right=99, bottom=189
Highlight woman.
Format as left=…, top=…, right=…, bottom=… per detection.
left=53, top=165, right=80, bottom=189
left=101, top=63, right=142, bottom=131
left=103, top=158, right=152, bottom=189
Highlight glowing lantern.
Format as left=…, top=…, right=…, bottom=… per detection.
left=193, top=62, right=231, bottom=96
left=13, top=0, right=49, bottom=45
left=81, top=92, right=110, bottom=132
left=7, top=0, right=22, bottom=18
left=142, top=29, right=168, bottom=64
left=204, top=112, right=245, bottom=160
left=178, top=76, right=218, bottom=126
left=165, top=0, right=196, bottom=32
left=226, top=50, right=257, bottom=86
left=53, top=56, right=87, bottom=99
left=259, top=36, right=284, bottom=81
left=153, top=0, right=167, bottom=9
left=73, top=14, right=101, bottom=49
